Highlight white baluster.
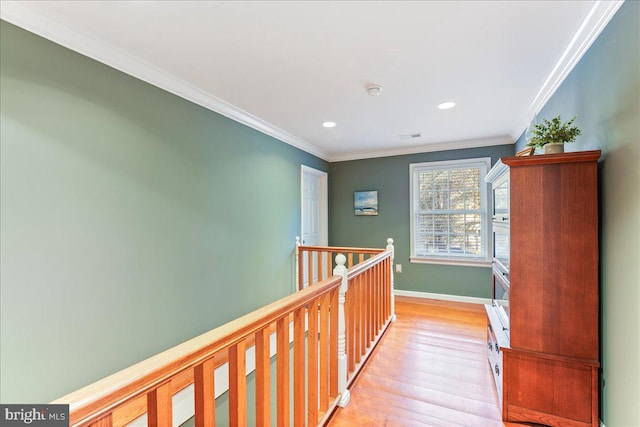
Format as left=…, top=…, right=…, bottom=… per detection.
left=333, top=253, right=350, bottom=407
left=386, top=238, right=396, bottom=322
left=295, top=236, right=301, bottom=292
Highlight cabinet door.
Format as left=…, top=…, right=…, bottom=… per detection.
left=504, top=352, right=597, bottom=427
left=509, top=158, right=599, bottom=359
left=492, top=173, right=509, bottom=221
left=493, top=223, right=510, bottom=273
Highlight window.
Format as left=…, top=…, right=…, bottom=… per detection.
left=410, top=157, right=491, bottom=266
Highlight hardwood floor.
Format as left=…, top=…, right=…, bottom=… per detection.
left=327, top=296, right=526, bottom=427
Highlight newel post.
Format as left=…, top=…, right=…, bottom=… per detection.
left=387, top=238, right=396, bottom=322
left=295, top=236, right=301, bottom=291
left=333, top=253, right=350, bottom=407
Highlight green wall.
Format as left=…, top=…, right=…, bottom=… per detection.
left=329, top=144, right=514, bottom=298
left=514, top=2, right=639, bottom=424
left=0, top=21, right=327, bottom=403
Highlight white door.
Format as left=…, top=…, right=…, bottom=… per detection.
left=301, top=165, right=328, bottom=287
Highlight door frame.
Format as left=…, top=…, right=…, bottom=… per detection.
left=300, top=165, right=328, bottom=246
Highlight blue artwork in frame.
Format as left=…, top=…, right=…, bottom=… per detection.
left=354, top=191, right=378, bottom=216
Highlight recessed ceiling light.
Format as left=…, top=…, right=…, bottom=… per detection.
left=322, top=121, right=336, bottom=128
left=438, top=101, right=456, bottom=110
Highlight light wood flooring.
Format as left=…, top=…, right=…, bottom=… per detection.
left=327, top=296, right=527, bottom=427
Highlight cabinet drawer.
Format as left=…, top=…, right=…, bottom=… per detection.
left=487, top=322, right=503, bottom=403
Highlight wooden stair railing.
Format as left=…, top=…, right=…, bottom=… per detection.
left=296, top=238, right=385, bottom=290
left=52, top=238, right=396, bottom=427
left=299, top=239, right=396, bottom=406
left=343, top=238, right=396, bottom=387
left=52, top=276, right=343, bottom=427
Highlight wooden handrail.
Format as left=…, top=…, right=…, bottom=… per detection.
left=54, top=275, right=342, bottom=427
left=346, top=249, right=392, bottom=280
left=296, top=243, right=385, bottom=290
left=297, top=245, right=384, bottom=254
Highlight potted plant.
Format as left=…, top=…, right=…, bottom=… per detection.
left=526, top=115, right=581, bottom=154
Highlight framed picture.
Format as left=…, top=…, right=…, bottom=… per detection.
left=354, top=191, right=378, bottom=216
left=516, top=147, right=535, bottom=156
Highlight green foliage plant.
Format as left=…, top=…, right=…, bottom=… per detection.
left=526, top=115, right=582, bottom=148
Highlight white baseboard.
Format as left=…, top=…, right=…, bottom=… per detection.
left=395, top=289, right=491, bottom=305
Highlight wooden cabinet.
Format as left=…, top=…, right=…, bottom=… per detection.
left=485, top=151, right=601, bottom=427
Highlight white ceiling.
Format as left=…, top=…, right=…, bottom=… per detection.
left=0, top=1, right=624, bottom=161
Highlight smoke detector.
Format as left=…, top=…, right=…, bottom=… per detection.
left=366, top=85, right=383, bottom=96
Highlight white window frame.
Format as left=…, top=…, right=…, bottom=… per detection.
left=409, top=157, right=492, bottom=267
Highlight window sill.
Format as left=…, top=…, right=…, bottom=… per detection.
left=410, top=256, right=492, bottom=268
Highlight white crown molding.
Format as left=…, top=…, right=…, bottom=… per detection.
left=0, top=1, right=331, bottom=161
left=329, top=135, right=514, bottom=162
left=512, top=0, right=626, bottom=141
